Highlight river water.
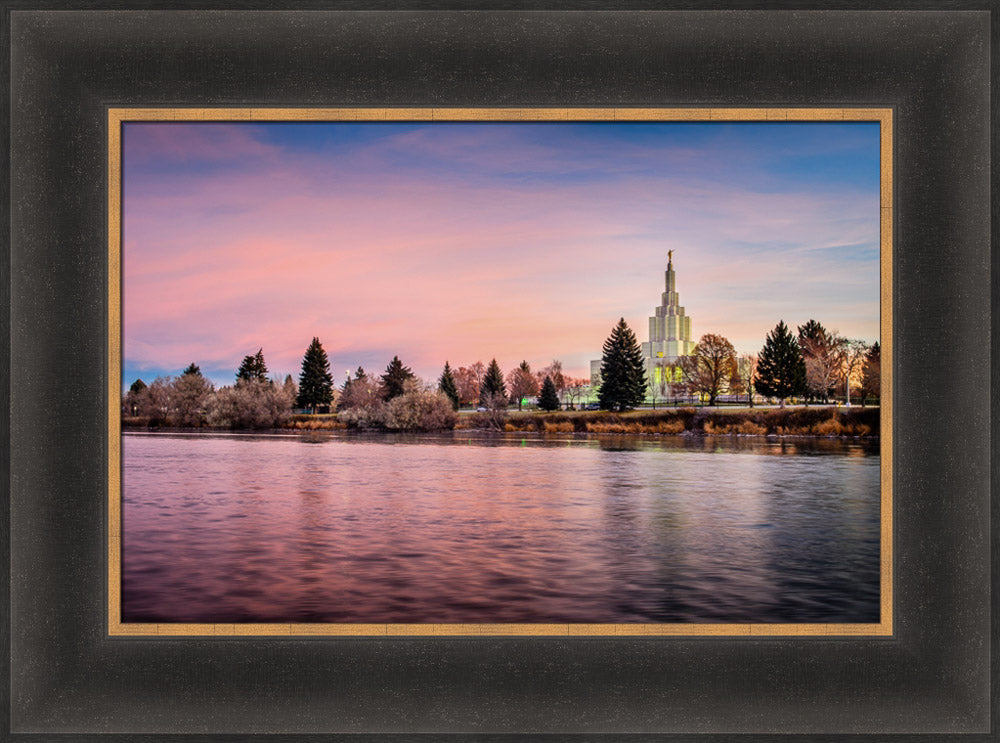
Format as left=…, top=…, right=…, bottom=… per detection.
left=121, top=431, right=880, bottom=624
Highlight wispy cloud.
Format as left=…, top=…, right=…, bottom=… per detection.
left=122, top=122, right=880, bottom=387
left=124, top=123, right=280, bottom=165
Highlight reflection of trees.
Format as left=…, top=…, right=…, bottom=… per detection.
left=586, top=433, right=877, bottom=457
left=761, top=455, right=880, bottom=622
left=596, top=453, right=671, bottom=619
left=591, top=437, right=879, bottom=621
left=595, top=449, right=777, bottom=621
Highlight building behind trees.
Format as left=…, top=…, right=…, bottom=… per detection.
left=591, top=251, right=695, bottom=403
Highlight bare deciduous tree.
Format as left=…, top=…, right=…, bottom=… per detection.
left=337, top=370, right=382, bottom=413
left=506, top=361, right=538, bottom=411
left=841, top=339, right=869, bottom=406
left=679, top=333, right=737, bottom=407
left=736, top=353, right=758, bottom=407
left=170, top=370, right=213, bottom=427
left=454, top=366, right=480, bottom=407
left=384, top=390, right=457, bottom=431
left=800, top=329, right=846, bottom=403
left=537, top=360, right=565, bottom=394
left=563, top=377, right=590, bottom=409
left=470, top=360, right=486, bottom=393
left=205, top=379, right=293, bottom=429
left=477, top=391, right=509, bottom=430
left=650, top=359, right=672, bottom=409
left=129, top=376, right=172, bottom=424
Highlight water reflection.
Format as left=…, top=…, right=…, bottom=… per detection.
left=122, top=431, right=880, bottom=623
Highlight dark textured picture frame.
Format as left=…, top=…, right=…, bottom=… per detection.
left=107, top=105, right=893, bottom=640
left=5, top=4, right=994, bottom=739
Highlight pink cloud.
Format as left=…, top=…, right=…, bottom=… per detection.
left=122, top=126, right=880, bottom=384
left=123, top=123, right=279, bottom=165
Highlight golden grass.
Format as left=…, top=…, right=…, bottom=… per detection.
left=288, top=418, right=348, bottom=430
left=122, top=406, right=877, bottom=439
left=543, top=421, right=575, bottom=433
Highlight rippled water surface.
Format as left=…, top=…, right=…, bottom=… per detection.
left=122, top=432, right=880, bottom=623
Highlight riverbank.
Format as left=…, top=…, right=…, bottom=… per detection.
left=123, top=405, right=878, bottom=438
left=282, top=405, right=879, bottom=437
left=493, top=406, right=878, bottom=437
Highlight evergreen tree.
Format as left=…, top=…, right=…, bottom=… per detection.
left=537, top=375, right=560, bottom=411
left=797, top=319, right=828, bottom=350
left=236, top=348, right=269, bottom=385
left=182, top=363, right=201, bottom=376
left=755, top=320, right=807, bottom=406
left=124, top=378, right=148, bottom=417
left=254, top=349, right=268, bottom=380
left=479, top=358, right=507, bottom=404
left=381, top=355, right=415, bottom=400
left=282, top=374, right=298, bottom=402
left=296, top=337, right=334, bottom=413
left=236, top=355, right=255, bottom=384
left=341, top=366, right=365, bottom=395
left=438, top=361, right=460, bottom=411
left=861, top=341, right=881, bottom=406
left=597, top=318, right=647, bottom=411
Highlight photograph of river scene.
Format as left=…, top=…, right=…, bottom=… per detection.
left=118, top=113, right=884, bottom=627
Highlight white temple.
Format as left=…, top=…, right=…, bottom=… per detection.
left=590, top=251, right=696, bottom=399
left=641, top=250, right=694, bottom=363
left=639, top=251, right=694, bottom=396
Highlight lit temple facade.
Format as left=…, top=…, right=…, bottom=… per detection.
left=589, top=250, right=695, bottom=400
left=641, top=250, right=695, bottom=392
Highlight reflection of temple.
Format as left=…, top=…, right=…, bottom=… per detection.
left=641, top=251, right=695, bottom=392
left=588, top=251, right=696, bottom=401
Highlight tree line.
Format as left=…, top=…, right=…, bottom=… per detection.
left=124, top=318, right=881, bottom=429
left=596, top=317, right=880, bottom=411
left=122, top=337, right=587, bottom=431
left=330, top=354, right=583, bottom=430
left=123, top=353, right=299, bottom=429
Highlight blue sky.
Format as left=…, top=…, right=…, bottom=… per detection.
left=122, top=121, right=881, bottom=389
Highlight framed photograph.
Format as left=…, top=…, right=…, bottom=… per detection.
left=109, top=107, right=892, bottom=639
left=6, top=5, right=993, bottom=740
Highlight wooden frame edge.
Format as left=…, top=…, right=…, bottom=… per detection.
left=106, top=622, right=892, bottom=637
left=108, top=108, right=123, bottom=635
left=108, top=106, right=892, bottom=638
left=109, top=106, right=892, bottom=122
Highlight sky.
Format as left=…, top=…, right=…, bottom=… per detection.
left=122, top=120, right=880, bottom=389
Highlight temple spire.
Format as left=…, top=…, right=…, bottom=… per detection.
left=642, top=249, right=693, bottom=367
